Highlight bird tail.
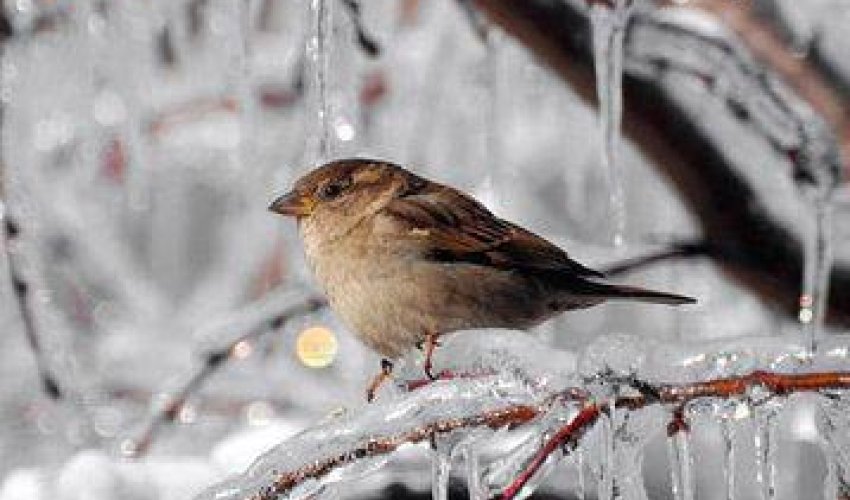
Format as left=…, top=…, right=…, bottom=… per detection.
left=569, top=279, right=697, bottom=306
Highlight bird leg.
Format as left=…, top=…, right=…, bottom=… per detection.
left=366, top=358, right=393, bottom=403
left=422, top=332, right=441, bottom=380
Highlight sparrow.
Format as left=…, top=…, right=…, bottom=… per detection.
left=270, top=158, right=695, bottom=400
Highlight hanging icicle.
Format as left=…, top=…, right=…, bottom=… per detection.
left=720, top=417, right=737, bottom=500
left=431, top=446, right=452, bottom=500
left=596, top=407, right=615, bottom=499
left=574, top=445, right=588, bottom=500
left=753, top=406, right=780, bottom=500
left=306, top=0, right=333, bottom=163
left=799, top=198, right=835, bottom=357
left=588, top=0, right=633, bottom=247
left=464, top=443, right=486, bottom=500
left=666, top=408, right=694, bottom=500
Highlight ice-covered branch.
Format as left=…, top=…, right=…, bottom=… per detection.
left=123, top=291, right=326, bottom=457
left=196, top=330, right=850, bottom=500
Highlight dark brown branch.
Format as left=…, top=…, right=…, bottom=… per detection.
left=124, top=295, right=326, bottom=457
left=339, top=0, right=382, bottom=57
left=1, top=216, right=62, bottom=399
left=470, top=0, right=850, bottom=326
left=599, top=240, right=711, bottom=277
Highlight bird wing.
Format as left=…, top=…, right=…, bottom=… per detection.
left=382, top=184, right=603, bottom=279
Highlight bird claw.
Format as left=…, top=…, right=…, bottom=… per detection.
left=365, top=359, right=394, bottom=403
left=422, top=332, right=440, bottom=380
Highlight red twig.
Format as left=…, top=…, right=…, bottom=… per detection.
left=498, top=404, right=602, bottom=500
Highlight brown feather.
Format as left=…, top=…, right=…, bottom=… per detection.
left=384, top=180, right=603, bottom=279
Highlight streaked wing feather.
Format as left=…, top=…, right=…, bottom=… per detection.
left=383, top=185, right=602, bottom=278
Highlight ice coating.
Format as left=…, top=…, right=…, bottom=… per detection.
left=195, top=374, right=543, bottom=500
left=194, top=330, right=850, bottom=499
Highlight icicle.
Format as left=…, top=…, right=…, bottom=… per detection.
left=816, top=396, right=850, bottom=500
left=666, top=429, right=694, bottom=500
left=720, top=418, right=736, bottom=500
left=307, top=0, right=333, bottom=163
left=596, top=409, right=615, bottom=500
left=753, top=408, right=779, bottom=500
left=574, top=446, right=587, bottom=500
left=464, top=444, right=486, bottom=500
left=799, top=199, right=834, bottom=356
left=588, top=0, right=632, bottom=247
left=432, top=447, right=452, bottom=500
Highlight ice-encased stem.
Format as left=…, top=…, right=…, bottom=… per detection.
left=589, top=0, right=632, bottom=247
left=800, top=199, right=834, bottom=356
left=720, top=418, right=737, bottom=500
left=753, top=409, right=778, bottom=500
left=308, top=0, right=332, bottom=163
left=666, top=431, right=694, bottom=500
left=432, top=448, right=452, bottom=500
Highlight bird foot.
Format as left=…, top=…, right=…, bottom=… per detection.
left=366, top=358, right=394, bottom=403
left=422, top=333, right=441, bottom=380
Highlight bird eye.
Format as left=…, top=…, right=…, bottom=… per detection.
left=318, top=177, right=351, bottom=201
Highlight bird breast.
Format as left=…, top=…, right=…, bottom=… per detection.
left=299, top=220, right=559, bottom=358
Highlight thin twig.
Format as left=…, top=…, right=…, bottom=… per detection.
left=599, top=240, right=711, bottom=277
left=124, top=294, right=326, bottom=457
left=1, top=216, right=62, bottom=399
left=339, top=0, right=381, bottom=57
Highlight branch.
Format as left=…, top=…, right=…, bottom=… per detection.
left=123, top=293, right=326, bottom=457
left=220, top=369, right=850, bottom=500
left=1, top=216, right=62, bottom=399
left=250, top=404, right=539, bottom=500
left=599, top=240, right=711, bottom=276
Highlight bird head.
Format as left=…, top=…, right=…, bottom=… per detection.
left=270, top=158, right=419, bottom=241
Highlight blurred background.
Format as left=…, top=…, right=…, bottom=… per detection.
left=0, top=0, right=848, bottom=498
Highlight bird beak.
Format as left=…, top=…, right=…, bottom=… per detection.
left=269, top=191, right=315, bottom=217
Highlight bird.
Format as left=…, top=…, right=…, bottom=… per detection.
left=270, top=158, right=695, bottom=400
